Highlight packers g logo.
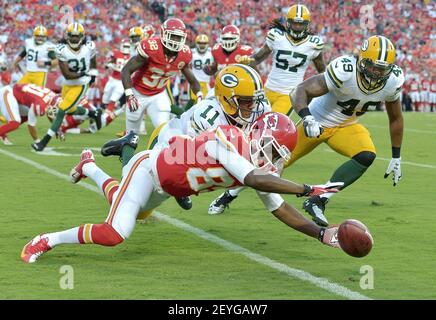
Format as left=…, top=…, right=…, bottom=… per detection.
left=220, top=73, right=239, bottom=88
left=361, top=40, right=369, bottom=52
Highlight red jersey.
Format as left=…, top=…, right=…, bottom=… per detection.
left=132, top=37, right=192, bottom=96
left=211, top=44, right=254, bottom=70
left=110, top=50, right=130, bottom=81
left=410, top=80, right=420, bottom=92
left=61, top=99, right=93, bottom=132
left=421, top=80, right=430, bottom=91
left=13, top=83, right=56, bottom=116
left=156, top=126, right=252, bottom=197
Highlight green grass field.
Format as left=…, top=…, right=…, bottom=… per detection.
left=1, top=111, right=435, bottom=299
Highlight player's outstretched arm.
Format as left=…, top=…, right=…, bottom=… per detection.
left=182, top=66, right=202, bottom=101
left=58, top=60, right=85, bottom=80
left=291, top=74, right=329, bottom=115
left=12, top=47, right=26, bottom=72
left=271, top=202, right=339, bottom=247
left=312, top=52, right=326, bottom=73
left=121, top=54, right=147, bottom=90
left=237, top=44, right=272, bottom=67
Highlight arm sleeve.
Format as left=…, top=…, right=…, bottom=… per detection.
left=27, top=107, right=37, bottom=126
left=204, top=139, right=255, bottom=184
left=256, top=191, right=285, bottom=212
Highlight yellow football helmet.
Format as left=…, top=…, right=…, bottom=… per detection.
left=195, top=34, right=209, bottom=54
left=358, top=35, right=396, bottom=90
left=215, top=64, right=266, bottom=125
left=129, top=27, right=143, bottom=45
left=66, top=23, right=85, bottom=49
left=286, top=4, right=311, bottom=40
left=33, top=25, right=48, bottom=45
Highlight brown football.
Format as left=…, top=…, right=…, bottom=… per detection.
left=338, top=219, right=374, bottom=258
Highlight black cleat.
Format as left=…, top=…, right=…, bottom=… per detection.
left=101, top=131, right=139, bottom=157
left=208, top=190, right=237, bottom=215
left=89, top=108, right=103, bottom=130
left=31, top=141, right=46, bottom=152
left=303, top=196, right=329, bottom=227
left=176, top=196, right=192, bottom=210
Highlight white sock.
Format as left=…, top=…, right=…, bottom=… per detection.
left=66, top=128, right=81, bottom=134
left=228, top=187, right=244, bottom=197
left=82, top=162, right=111, bottom=190
left=46, top=227, right=80, bottom=247
left=320, top=192, right=336, bottom=200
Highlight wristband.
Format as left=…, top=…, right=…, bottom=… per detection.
left=392, top=146, right=401, bottom=158
left=297, top=108, right=311, bottom=118
left=318, top=228, right=326, bottom=242
left=44, top=61, right=52, bottom=66
left=125, top=88, right=134, bottom=96
left=297, top=183, right=312, bottom=197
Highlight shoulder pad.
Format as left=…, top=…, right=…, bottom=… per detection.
left=325, top=55, right=354, bottom=88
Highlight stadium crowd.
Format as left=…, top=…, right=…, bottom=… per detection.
left=0, top=0, right=434, bottom=110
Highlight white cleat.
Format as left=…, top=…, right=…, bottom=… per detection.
left=208, top=191, right=238, bottom=215
left=21, top=234, right=52, bottom=263
left=0, top=135, right=13, bottom=145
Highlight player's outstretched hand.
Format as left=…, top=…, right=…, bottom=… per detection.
left=302, top=115, right=323, bottom=138
left=384, top=158, right=402, bottom=186
left=319, top=227, right=340, bottom=248
left=298, top=182, right=344, bottom=197
left=236, top=55, right=255, bottom=65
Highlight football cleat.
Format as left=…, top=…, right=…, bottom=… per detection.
left=88, top=108, right=103, bottom=130
left=208, top=190, right=238, bottom=215
left=70, top=149, right=95, bottom=183
left=0, top=135, right=13, bottom=145
left=303, top=196, right=329, bottom=227
left=21, top=234, right=52, bottom=263
left=176, top=196, right=192, bottom=210
left=31, top=140, right=46, bottom=152
left=101, top=131, right=139, bottom=157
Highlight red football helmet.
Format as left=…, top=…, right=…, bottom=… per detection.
left=142, top=24, right=155, bottom=39
left=161, top=18, right=187, bottom=52
left=248, top=112, right=298, bottom=170
left=120, top=39, right=131, bottom=55
left=220, top=25, right=240, bottom=52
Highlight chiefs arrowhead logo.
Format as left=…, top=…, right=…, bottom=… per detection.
left=263, top=113, right=279, bottom=131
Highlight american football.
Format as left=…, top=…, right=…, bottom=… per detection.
left=0, top=0, right=434, bottom=304
left=338, top=219, right=374, bottom=258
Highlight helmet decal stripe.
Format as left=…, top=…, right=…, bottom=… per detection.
left=382, top=36, right=388, bottom=62
left=237, top=64, right=261, bottom=91
left=378, top=36, right=387, bottom=62
left=297, top=5, right=302, bottom=18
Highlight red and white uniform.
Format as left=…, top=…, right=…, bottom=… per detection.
left=409, top=79, right=420, bottom=103
left=107, top=126, right=283, bottom=240
left=128, top=37, right=192, bottom=129
left=102, top=50, right=130, bottom=104
left=61, top=99, right=117, bottom=134
left=0, top=83, right=54, bottom=125
left=420, top=79, right=430, bottom=103
left=211, top=44, right=254, bottom=71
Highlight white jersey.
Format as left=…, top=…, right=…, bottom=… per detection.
left=56, top=41, right=96, bottom=86
left=23, top=38, right=56, bottom=72
left=157, top=97, right=271, bottom=146
left=191, top=48, right=213, bottom=83
left=265, top=29, right=324, bottom=94
left=310, top=55, right=404, bottom=128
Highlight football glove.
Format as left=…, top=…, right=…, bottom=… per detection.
left=302, top=115, right=323, bottom=138
left=125, top=89, right=139, bottom=112
left=384, top=157, right=402, bottom=186
left=318, top=227, right=340, bottom=248
left=237, top=55, right=255, bottom=65
left=297, top=182, right=344, bottom=197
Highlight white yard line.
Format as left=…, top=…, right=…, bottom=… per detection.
left=0, top=147, right=371, bottom=300
left=323, top=149, right=436, bottom=169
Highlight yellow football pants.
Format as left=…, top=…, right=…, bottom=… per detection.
left=18, top=71, right=47, bottom=87
left=59, top=84, right=88, bottom=113
left=266, top=88, right=293, bottom=116
left=285, top=123, right=376, bottom=168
